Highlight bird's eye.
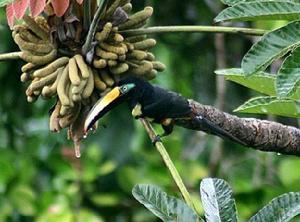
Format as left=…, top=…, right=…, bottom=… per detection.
left=122, top=86, right=128, bottom=92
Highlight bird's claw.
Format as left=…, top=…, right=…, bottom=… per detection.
left=152, top=135, right=162, bottom=146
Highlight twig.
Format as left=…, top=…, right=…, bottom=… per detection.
left=139, top=118, right=198, bottom=214
left=83, top=0, right=92, bottom=32
left=0, top=52, right=21, bottom=61
left=121, top=26, right=266, bottom=36
left=82, top=0, right=108, bottom=55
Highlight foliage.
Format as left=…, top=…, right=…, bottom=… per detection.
left=0, top=0, right=300, bottom=221
left=134, top=180, right=300, bottom=222
left=216, top=0, right=300, bottom=118
left=200, top=178, right=238, bottom=222
left=132, top=184, right=199, bottom=222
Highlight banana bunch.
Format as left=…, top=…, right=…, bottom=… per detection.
left=12, top=16, right=98, bottom=131
left=12, top=0, right=166, bottom=157
left=92, top=2, right=166, bottom=84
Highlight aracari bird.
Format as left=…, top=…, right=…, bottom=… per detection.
left=84, top=77, right=245, bottom=145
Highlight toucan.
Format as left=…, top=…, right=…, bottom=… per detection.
left=84, top=77, right=245, bottom=145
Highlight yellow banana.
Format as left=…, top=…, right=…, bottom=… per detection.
left=74, top=55, right=90, bottom=79
left=33, top=57, right=69, bottom=78
left=69, top=57, right=81, bottom=86
left=57, top=65, right=71, bottom=106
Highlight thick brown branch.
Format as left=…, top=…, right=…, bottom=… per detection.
left=175, top=100, right=300, bottom=156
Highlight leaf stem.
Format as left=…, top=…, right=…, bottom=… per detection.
left=82, top=0, right=108, bottom=55
left=139, top=118, right=199, bottom=214
left=0, top=52, right=21, bottom=61
left=121, top=26, right=266, bottom=36
left=83, top=0, right=92, bottom=32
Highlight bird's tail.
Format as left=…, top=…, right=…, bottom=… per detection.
left=193, top=115, right=247, bottom=146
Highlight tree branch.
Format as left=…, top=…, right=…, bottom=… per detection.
left=0, top=52, right=21, bottom=61
left=120, top=26, right=266, bottom=37
left=174, top=100, right=300, bottom=156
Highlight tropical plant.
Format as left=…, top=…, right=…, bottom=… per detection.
left=133, top=179, right=300, bottom=222
left=1, top=0, right=300, bottom=221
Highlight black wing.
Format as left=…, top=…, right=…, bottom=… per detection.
left=141, top=86, right=191, bottom=122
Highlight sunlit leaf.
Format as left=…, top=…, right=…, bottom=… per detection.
left=249, top=192, right=300, bottom=222
left=242, top=21, right=300, bottom=75
left=234, top=96, right=300, bottom=118
left=215, top=1, right=300, bottom=22
left=78, top=209, right=104, bottom=222
left=98, top=161, right=116, bottom=176
left=91, top=193, right=121, bottom=207
left=200, top=178, right=238, bottom=222
left=9, top=185, right=36, bottom=216
left=29, top=0, right=46, bottom=16
left=277, top=47, right=300, bottom=97
left=132, top=184, right=199, bottom=222
left=215, top=68, right=276, bottom=96
left=279, top=158, right=300, bottom=186
left=51, top=0, right=69, bottom=17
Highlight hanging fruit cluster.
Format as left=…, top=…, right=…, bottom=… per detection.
left=12, top=0, right=165, bottom=156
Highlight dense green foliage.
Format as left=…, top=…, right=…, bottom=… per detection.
left=1, top=0, right=300, bottom=221
left=134, top=180, right=300, bottom=222
left=217, top=0, right=300, bottom=119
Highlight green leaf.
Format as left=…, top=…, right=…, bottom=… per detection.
left=220, top=0, right=287, bottom=6
left=234, top=96, right=300, bottom=118
left=132, top=184, right=198, bottom=222
left=215, top=1, right=300, bottom=22
left=277, top=47, right=300, bottom=97
left=0, top=0, right=14, bottom=8
left=220, top=0, right=247, bottom=6
left=249, top=192, right=300, bottom=222
left=279, top=158, right=300, bottom=186
left=9, top=185, right=37, bottom=216
left=90, top=193, right=122, bottom=207
left=242, top=21, right=300, bottom=75
left=78, top=209, right=104, bottom=222
left=215, top=68, right=276, bottom=95
left=200, top=178, right=238, bottom=222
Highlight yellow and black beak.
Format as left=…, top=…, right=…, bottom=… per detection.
left=84, top=83, right=136, bottom=133
left=84, top=87, right=123, bottom=133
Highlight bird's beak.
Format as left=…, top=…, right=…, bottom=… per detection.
left=84, top=87, right=122, bottom=133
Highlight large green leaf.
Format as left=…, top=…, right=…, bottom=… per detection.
left=132, top=184, right=199, bottom=222
left=242, top=21, right=300, bottom=75
left=249, top=192, right=300, bottom=222
left=220, top=0, right=299, bottom=6
left=0, top=0, right=14, bottom=7
left=200, top=178, right=238, bottom=222
left=234, top=96, right=300, bottom=118
left=215, top=1, right=300, bottom=22
left=215, top=68, right=300, bottom=99
left=277, top=47, right=300, bottom=97
left=215, top=68, right=276, bottom=95
left=220, top=0, right=254, bottom=6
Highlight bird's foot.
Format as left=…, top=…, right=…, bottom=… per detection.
left=132, top=104, right=142, bottom=119
left=152, top=135, right=162, bottom=146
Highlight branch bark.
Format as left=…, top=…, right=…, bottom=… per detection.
left=174, top=100, right=300, bottom=156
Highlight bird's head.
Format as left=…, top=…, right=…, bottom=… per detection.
left=84, top=77, right=148, bottom=133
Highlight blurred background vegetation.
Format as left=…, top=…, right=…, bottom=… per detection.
left=0, top=0, right=300, bottom=221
